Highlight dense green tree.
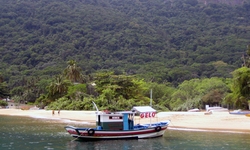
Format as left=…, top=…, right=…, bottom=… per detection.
left=0, top=100, right=8, bottom=107
left=146, top=82, right=175, bottom=111
left=228, top=67, right=250, bottom=108
left=170, top=78, right=229, bottom=111
left=65, top=83, right=87, bottom=101
left=226, top=45, right=250, bottom=109
left=93, top=71, right=150, bottom=110
left=63, top=60, right=82, bottom=83
left=47, top=75, right=72, bottom=101
left=0, top=82, right=9, bottom=98
left=0, top=73, right=10, bottom=98
left=0, top=0, right=249, bottom=89
left=202, top=89, right=225, bottom=105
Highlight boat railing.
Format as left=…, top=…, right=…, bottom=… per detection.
left=134, top=124, right=149, bottom=130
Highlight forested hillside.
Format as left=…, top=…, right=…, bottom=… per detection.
left=1, top=0, right=250, bottom=88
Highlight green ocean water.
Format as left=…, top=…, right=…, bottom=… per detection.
left=0, top=115, right=249, bottom=150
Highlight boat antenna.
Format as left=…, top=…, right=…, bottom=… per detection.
left=150, top=89, right=152, bottom=126
left=150, top=89, right=152, bottom=107
left=92, top=101, right=99, bottom=114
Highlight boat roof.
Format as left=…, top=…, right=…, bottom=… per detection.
left=132, top=106, right=156, bottom=113
left=113, top=106, right=156, bottom=114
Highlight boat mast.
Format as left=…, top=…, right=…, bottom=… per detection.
left=92, top=101, right=99, bottom=114
left=150, top=89, right=152, bottom=107
left=150, top=89, right=152, bottom=126
left=92, top=101, right=101, bottom=127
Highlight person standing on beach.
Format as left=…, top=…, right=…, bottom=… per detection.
left=58, top=109, right=60, bottom=115
left=52, top=110, right=55, bottom=115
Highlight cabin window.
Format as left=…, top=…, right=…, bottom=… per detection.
left=109, top=116, right=122, bottom=119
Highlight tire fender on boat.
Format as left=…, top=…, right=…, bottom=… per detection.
left=87, top=128, right=95, bottom=136
left=155, top=126, right=161, bottom=132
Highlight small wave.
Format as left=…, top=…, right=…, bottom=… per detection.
left=28, top=115, right=92, bottom=124
left=168, top=127, right=248, bottom=134
left=29, top=115, right=60, bottom=120
left=61, top=119, right=90, bottom=124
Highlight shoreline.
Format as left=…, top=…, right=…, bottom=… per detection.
left=0, top=109, right=97, bottom=124
left=1, top=109, right=250, bottom=133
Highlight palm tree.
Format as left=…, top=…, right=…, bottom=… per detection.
left=231, top=67, right=250, bottom=108
left=63, top=60, right=82, bottom=83
left=233, top=67, right=250, bottom=97
left=47, top=75, right=72, bottom=101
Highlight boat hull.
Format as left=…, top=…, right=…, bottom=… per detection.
left=65, top=125, right=168, bottom=140
left=229, top=111, right=250, bottom=115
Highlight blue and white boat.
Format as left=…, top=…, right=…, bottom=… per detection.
left=65, top=102, right=170, bottom=140
left=229, top=109, right=250, bottom=115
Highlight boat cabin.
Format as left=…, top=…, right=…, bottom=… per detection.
left=96, top=106, right=157, bottom=131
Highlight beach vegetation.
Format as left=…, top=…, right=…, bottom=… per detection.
left=168, top=78, right=230, bottom=111
left=226, top=67, right=250, bottom=109
left=66, top=84, right=87, bottom=100
left=47, top=75, right=72, bottom=101
left=3, top=57, right=248, bottom=111
left=47, top=71, right=152, bottom=111
left=48, top=97, right=95, bottom=110
left=38, top=69, right=233, bottom=111
left=0, top=100, right=8, bottom=107
left=224, top=45, right=250, bottom=109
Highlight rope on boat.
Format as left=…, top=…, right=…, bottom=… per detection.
left=71, top=136, right=80, bottom=142
left=169, top=120, right=175, bottom=128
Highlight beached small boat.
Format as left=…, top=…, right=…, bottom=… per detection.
left=188, top=108, right=200, bottom=112
left=65, top=102, right=170, bottom=140
left=204, top=111, right=212, bottom=115
left=245, top=114, right=250, bottom=117
left=206, top=107, right=228, bottom=112
left=229, top=110, right=250, bottom=115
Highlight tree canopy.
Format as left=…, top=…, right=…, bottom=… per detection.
left=1, top=0, right=250, bottom=110
left=1, top=0, right=250, bottom=89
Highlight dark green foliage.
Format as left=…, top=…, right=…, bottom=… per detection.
left=0, top=100, right=8, bottom=107
left=47, top=72, right=152, bottom=111
left=93, top=71, right=150, bottom=110
left=224, top=45, right=250, bottom=109
left=1, top=0, right=249, bottom=90
left=47, top=75, right=72, bottom=101
left=66, top=84, right=87, bottom=100
left=0, top=82, right=10, bottom=98
left=228, top=67, right=250, bottom=109
left=169, top=77, right=230, bottom=111
left=0, top=72, right=9, bottom=98
left=48, top=97, right=95, bottom=110
left=63, top=60, right=82, bottom=83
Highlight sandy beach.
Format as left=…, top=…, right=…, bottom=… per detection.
left=0, top=109, right=249, bottom=133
